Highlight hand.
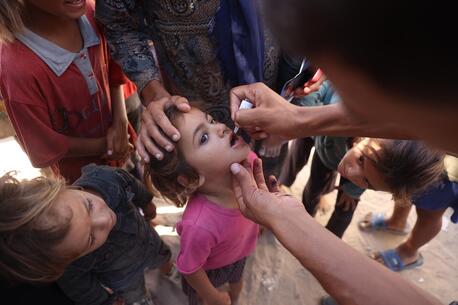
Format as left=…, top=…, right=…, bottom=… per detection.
left=112, top=297, right=125, bottom=305
left=105, top=119, right=131, bottom=161
left=335, top=190, right=358, bottom=212
left=137, top=95, right=191, bottom=162
left=142, top=200, right=157, bottom=221
left=204, top=291, right=231, bottom=305
left=230, top=82, right=301, bottom=141
left=286, top=69, right=326, bottom=98
left=230, top=158, right=305, bottom=229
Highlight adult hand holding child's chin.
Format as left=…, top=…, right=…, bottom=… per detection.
left=137, top=80, right=191, bottom=162
left=230, top=158, right=305, bottom=229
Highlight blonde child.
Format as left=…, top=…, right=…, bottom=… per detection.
left=0, top=165, right=171, bottom=305
left=337, top=138, right=455, bottom=271
left=0, top=0, right=133, bottom=183
left=144, top=104, right=259, bottom=305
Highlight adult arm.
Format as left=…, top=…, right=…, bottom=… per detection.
left=96, top=0, right=191, bottom=161
left=230, top=82, right=411, bottom=141
left=230, top=158, right=441, bottom=305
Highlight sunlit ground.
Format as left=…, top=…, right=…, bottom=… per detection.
left=0, top=137, right=41, bottom=180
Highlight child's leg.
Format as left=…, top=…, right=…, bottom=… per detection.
left=228, top=281, right=243, bottom=304
left=302, top=153, right=337, bottom=216
left=325, top=178, right=358, bottom=238
left=395, top=207, right=446, bottom=265
left=385, top=202, right=412, bottom=230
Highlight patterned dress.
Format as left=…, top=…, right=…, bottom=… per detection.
left=96, top=0, right=279, bottom=105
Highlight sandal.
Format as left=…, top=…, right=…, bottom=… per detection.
left=358, top=213, right=410, bottom=235
left=371, top=249, right=423, bottom=272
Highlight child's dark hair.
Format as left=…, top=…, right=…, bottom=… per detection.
left=373, top=139, right=445, bottom=202
left=143, top=105, right=200, bottom=207
left=0, top=172, right=74, bottom=284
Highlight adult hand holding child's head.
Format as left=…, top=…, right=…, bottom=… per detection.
left=230, top=158, right=305, bottom=229
left=229, top=83, right=303, bottom=142
left=137, top=95, right=191, bottom=162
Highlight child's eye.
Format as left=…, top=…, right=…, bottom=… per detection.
left=358, top=155, right=364, bottom=165
left=200, top=133, right=209, bottom=144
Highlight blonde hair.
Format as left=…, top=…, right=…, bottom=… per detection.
left=0, top=172, right=74, bottom=284
left=0, top=0, right=25, bottom=43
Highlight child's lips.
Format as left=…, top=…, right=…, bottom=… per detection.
left=230, top=133, right=243, bottom=148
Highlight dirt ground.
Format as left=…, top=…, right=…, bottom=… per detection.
left=1, top=137, right=456, bottom=305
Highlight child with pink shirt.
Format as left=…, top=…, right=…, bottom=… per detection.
left=144, top=103, right=259, bottom=305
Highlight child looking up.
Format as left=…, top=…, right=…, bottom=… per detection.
left=339, top=139, right=455, bottom=272
left=0, top=165, right=171, bottom=305
left=145, top=105, right=259, bottom=305
left=0, top=0, right=132, bottom=183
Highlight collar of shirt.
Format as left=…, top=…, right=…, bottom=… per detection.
left=15, top=15, right=100, bottom=77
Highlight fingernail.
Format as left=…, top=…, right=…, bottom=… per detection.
left=230, top=163, right=240, bottom=174
left=107, top=149, right=113, bottom=156
left=155, top=153, right=163, bottom=160
left=172, top=134, right=179, bottom=141
left=165, top=145, right=173, bottom=152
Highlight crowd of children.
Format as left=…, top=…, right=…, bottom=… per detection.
left=0, top=1, right=456, bottom=305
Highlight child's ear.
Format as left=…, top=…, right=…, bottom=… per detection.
left=177, top=175, right=190, bottom=188
left=177, top=175, right=206, bottom=188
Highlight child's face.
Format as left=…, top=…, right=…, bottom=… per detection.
left=25, top=0, right=86, bottom=20
left=338, top=138, right=390, bottom=191
left=175, top=108, right=250, bottom=180
left=52, top=189, right=116, bottom=259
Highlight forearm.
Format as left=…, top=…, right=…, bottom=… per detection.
left=95, top=0, right=161, bottom=92
left=140, top=79, right=171, bottom=107
left=183, top=269, right=220, bottom=301
left=110, top=85, right=128, bottom=124
left=271, top=211, right=441, bottom=305
left=295, top=103, right=412, bottom=139
left=65, top=137, right=106, bottom=158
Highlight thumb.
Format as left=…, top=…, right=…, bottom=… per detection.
left=230, top=163, right=258, bottom=209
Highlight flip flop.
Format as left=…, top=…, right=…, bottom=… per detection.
left=358, top=213, right=410, bottom=235
left=372, top=249, right=424, bottom=272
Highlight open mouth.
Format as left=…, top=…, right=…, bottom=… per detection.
left=230, top=133, right=238, bottom=147
left=64, top=0, right=85, bottom=8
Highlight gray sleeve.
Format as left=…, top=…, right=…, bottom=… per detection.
left=96, top=0, right=161, bottom=93
left=58, top=268, right=114, bottom=305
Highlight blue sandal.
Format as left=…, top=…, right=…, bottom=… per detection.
left=358, top=213, right=410, bottom=235
left=372, top=249, right=424, bottom=272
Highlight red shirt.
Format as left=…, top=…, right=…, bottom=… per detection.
left=0, top=4, right=129, bottom=182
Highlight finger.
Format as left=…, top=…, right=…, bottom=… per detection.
left=136, top=136, right=150, bottom=162
left=251, top=131, right=268, bottom=140
left=231, top=171, right=248, bottom=214
left=150, top=107, right=182, bottom=143
left=311, top=68, right=324, bottom=82
left=106, top=134, right=113, bottom=157
left=230, top=84, right=257, bottom=120
left=147, top=123, right=175, bottom=152
left=138, top=128, right=164, bottom=160
left=230, top=163, right=258, bottom=203
left=267, top=175, right=280, bottom=193
left=253, top=158, right=268, bottom=191
left=235, top=108, right=264, bottom=128
left=293, top=87, right=306, bottom=97
left=171, top=96, right=191, bottom=112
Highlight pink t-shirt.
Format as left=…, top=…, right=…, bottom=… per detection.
left=176, top=194, right=259, bottom=274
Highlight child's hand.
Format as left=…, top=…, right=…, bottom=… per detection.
left=143, top=200, right=157, bottom=222
left=205, top=291, right=231, bottom=305
left=106, top=120, right=131, bottom=161
left=289, top=69, right=326, bottom=98
left=336, top=191, right=358, bottom=212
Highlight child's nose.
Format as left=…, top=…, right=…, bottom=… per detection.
left=216, top=123, right=228, bottom=137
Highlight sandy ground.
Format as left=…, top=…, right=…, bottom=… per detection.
left=1, top=136, right=456, bottom=305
